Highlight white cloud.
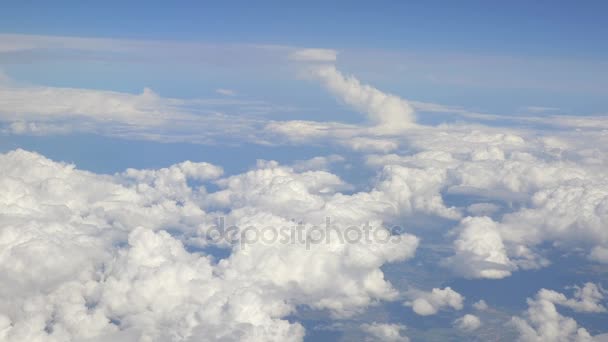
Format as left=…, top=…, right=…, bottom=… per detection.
left=0, top=33, right=293, bottom=66
left=543, top=283, right=606, bottom=313
left=590, top=246, right=608, bottom=263
left=0, top=85, right=176, bottom=125
left=406, top=287, right=464, bottom=316
left=360, top=322, right=409, bottom=342
left=216, top=88, right=237, bottom=96
left=472, top=299, right=489, bottom=311
left=0, top=79, right=283, bottom=144
left=365, top=128, right=608, bottom=278
left=523, top=106, right=560, bottom=113
left=289, top=48, right=337, bottom=63
left=309, top=65, right=416, bottom=133
left=442, top=216, right=515, bottom=279
left=498, top=182, right=608, bottom=261
left=0, top=33, right=129, bottom=53
left=0, top=149, right=424, bottom=341
left=5, top=34, right=608, bottom=340
left=291, top=154, right=345, bottom=172
left=454, top=314, right=481, bottom=332
left=512, top=284, right=606, bottom=342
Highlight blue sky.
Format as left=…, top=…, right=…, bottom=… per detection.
left=1, top=3, right=608, bottom=342
left=3, top=1, right=608, bottom=56
left=2, top=1, right=608, bottom=116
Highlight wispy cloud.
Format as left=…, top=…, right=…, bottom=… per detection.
left=289, top=48, right=337, bottom=62
left=216, top=88, right=237, bottom=96
left=522, top=106, right=560, bottom=113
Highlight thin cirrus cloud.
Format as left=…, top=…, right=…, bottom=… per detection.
left=0, top=73, right=280, bottom=144
left=2, top=35, right=608, bottom=146
left=288, top=48, right=338, bottom=62
left=215, top=88, right=237, bottom=96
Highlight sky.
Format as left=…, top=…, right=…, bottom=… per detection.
left=1, top=2, right=608, bottom=342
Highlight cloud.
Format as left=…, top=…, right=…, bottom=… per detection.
left=442, top=216, right=515, bottom=279
left=266, top=58, right=428, bottom=148
left=0, top=85, right=176, bottom=125
left=360, top=322, right=409, bottom=342
left=406, top=287, right=464, bottom=316
left=0, top=33, right=293, bottom=66
left=472, top=300, right=489, bottom=311
left=289, top=48, right=337, bottom=63
left=453, top=314, right=481, bottom=332
left=512, top=284, right=606, bottom=342
left=364, top=129, right=608, bottom=278
left=523, top=106, right=560, bottom=113
left=0, top=78, right=284, bottom=144
left=590, top=246, right=608, bottom=263
left=0, top=149, right=423, bottom=341
left=309, top=65, right=416, bottom=133
left=361, top=125, right=608, bottom=281
left=0, top=33, right=129, bottom=54
left=542, top=283, right=606, bottom=313
left=3, top=38, right=608, bottom=151
left=4, top=33, right=608, bottom=340
left=216, top=88, right=237, bottom=96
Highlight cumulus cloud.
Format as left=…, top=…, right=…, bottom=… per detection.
left=360, top=322, right=409, bottom=342
left=542, top=283, right=606, bottom=313
left=0, top=149, right=424, bottom=341
left=512, top=284, right=606, bottom=342
left=364, top=128, right=608, bottom=278
left=406, top=287, right=464, bottom=316
left=5, top=35, right=608, bottom=340
left=453, top=314, right=481, bottom=332
left=442, top=216, right=515, bottom=279
left=309, top=65, right=416, bottom=133
left=499, top=182, right=608, bottom=262
left=472, top=300, right=489, bottom=311
left=590, top=246, right=608, bottom=263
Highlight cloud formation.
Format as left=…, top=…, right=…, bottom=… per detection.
left=453, top=314, right=481, bottom=332
left=3, top=37, right=608, bottom=340
left=512, top=284, right=606, bottom=342
left=309, top=65, right=416, bottom=132
left=289, top=48, right=337, bottom=62
left=0, top=149, right=423, bottom=341
left=406, top=287, right=464, bottom=316
left=360, top=322, right=409, bottom=342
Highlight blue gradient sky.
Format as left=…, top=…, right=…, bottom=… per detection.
left=2, top=1, right=608, bottom=117
left=2, top=1, right=608, bottom=56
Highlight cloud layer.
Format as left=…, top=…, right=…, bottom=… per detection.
left=0, top=149, right=424, bottom=341
left=2, top=41, right=608, bottom=340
